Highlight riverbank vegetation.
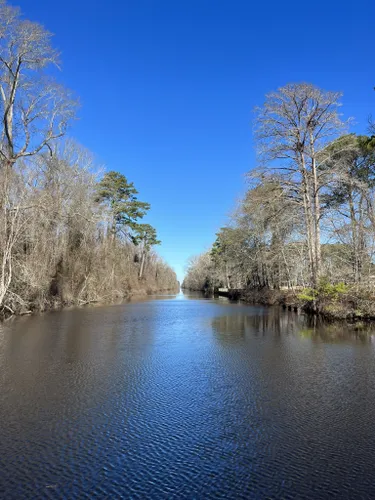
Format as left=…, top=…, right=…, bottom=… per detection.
left=183, top=83, right=375, bottom=319
left=0, top=2, right=178, bottom=318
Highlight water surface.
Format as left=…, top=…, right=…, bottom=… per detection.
left=1, top=292, right=375, bottom=498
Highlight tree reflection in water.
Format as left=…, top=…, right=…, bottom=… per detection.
left=211, top=306, right=375, bottom=344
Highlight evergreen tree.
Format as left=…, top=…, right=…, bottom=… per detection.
left=133, top=224, right=161, bottom=279
left=96, top=171, right=150, bottom=239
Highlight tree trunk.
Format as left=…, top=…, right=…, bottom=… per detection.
left=225, top=262, right=230, bottom=289
left=348, top=188, right=360, bottom=282
left=311, top=155, right=321, bottom=284
left=301, top=162, right=316, bottom=286
left=139, top=251, right=146, bottom=279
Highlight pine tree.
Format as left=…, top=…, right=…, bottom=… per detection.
left=96, top=171, right=150, bottom=240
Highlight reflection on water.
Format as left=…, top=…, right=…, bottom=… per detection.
left=1, top=294, right=375, bottom=498
left=212, top=307, right=300, bottom=341
left=211, top=306, right=375, bottom=344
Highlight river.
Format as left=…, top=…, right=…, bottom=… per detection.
left=1, top=292, right=375, bottom=498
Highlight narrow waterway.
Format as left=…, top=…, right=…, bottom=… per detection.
left=1, top=292, right=375, bottom=498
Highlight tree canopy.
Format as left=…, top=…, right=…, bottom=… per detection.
left=96, top=171, right=151, bottom=238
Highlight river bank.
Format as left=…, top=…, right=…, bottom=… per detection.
left=241, top=286, right=375, bottom=322
left=182, top=285, right=375, bottom=322
left=1, top=285, right=180, bottom=321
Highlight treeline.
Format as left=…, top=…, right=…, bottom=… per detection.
left=0, top=1, right=178, bottom=317
left=183, top=83, right=375, bottom=299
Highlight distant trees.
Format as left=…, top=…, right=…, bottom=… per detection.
left=0, top=1, right=177, bottom=317
left=211, top=228, right=239, bottom=289
left=183, top=253, right=216, bottom=292
left=183, top=83, right=375, bottom=295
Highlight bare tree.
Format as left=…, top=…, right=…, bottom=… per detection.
left=0, top=0, right=76, bottom=311
left=182, top=253, right=217, bottom=291
left=0, top=0, right=77, bottom=166
left=0, top=2, right=178, bottom=317
left=255, top=83, right=346, bottom=286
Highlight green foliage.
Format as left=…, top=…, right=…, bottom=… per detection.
left=297, top=288, right=317, bottom=302
left=298, top=278, right=348, bottom=303
left=185, top=89, right=375, bottom=300
left=132, top=223, right=161, bottom=250
left=318, top=278, right=348, bottom=299
left=321, top=134, right=375, bottom=210
left=210, top=227, right=242, bottom=264
left=96, top=171, right=150, bottom=235
left=211, top=228, right=231, bottom=257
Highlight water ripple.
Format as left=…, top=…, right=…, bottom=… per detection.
left=1, top=298, right=375, bottom=498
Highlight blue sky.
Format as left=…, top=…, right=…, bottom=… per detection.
left=17, top=0, right=374, bottom=282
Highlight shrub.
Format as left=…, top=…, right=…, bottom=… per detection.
left=298, top=278, right=348, bottom=304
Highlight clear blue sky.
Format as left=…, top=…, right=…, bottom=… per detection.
left=17, top=0, right=374, bottom=282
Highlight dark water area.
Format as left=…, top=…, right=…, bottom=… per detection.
left=1, top=292, right=375, bottom=499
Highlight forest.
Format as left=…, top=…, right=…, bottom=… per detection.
left=183, top=84, right=375, bottom=318
left=0, top=1, right=178, bottom=318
